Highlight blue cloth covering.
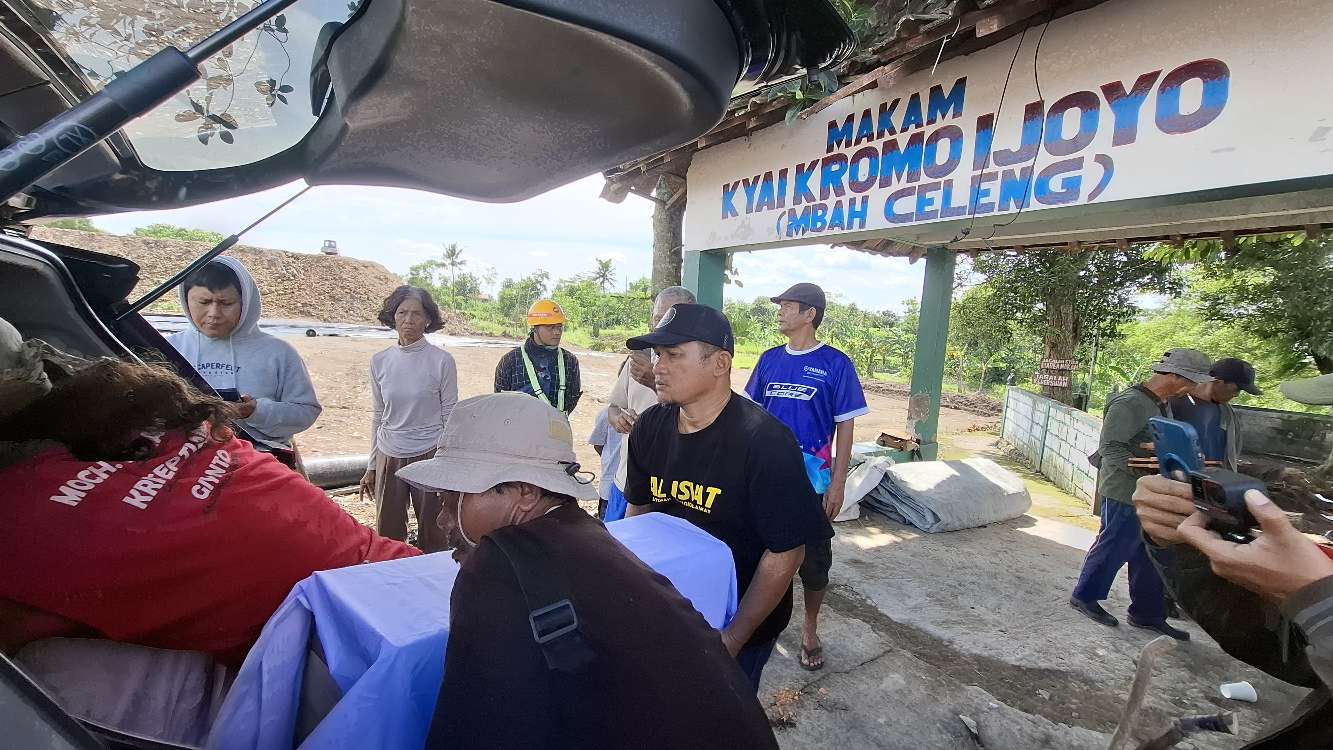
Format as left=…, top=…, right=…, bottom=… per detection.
left=603, top=482, right=628, bottom=522
left=207, top=513, right=737, bottom=750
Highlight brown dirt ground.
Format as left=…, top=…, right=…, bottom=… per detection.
left=289, top=335, right=987, bottom=470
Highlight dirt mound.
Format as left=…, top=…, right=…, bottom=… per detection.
left=30, top=227, right=467, bottom=332
left=862, top=380, right=1003, bottom=417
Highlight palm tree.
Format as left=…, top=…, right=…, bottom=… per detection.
left=442, top=243, right=466, bottom=308
left=592, top=257, right=615, bottom=292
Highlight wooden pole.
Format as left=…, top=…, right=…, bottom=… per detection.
left=1133, top=712, right=1237, bottom=750
left=1107, top=636, right=1177, bottom=750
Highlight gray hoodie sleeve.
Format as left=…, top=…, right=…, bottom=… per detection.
left=246, top=341, right=322, bottom=440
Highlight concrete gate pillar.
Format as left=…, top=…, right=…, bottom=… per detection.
left=908, top=247, right=956, bottom=460
left=683, top=250, right=726, bottom=310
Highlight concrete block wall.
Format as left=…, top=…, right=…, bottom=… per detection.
left=1002, top=388, right=1100, bottom=504
left=1002, top=388, right=1333, bottom=507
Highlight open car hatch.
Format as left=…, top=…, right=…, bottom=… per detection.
left=0, top=0, right=854, bottom=220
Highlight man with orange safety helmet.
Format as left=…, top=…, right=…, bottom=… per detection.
left=493, top=299, right=582, bottom=415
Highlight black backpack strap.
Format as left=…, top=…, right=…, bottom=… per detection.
left=487, top=522, right=596, bottom=675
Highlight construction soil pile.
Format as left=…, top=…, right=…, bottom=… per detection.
left=863, top=380, right=1003, bottom=417
left=30, top=227, right=468, bottom=330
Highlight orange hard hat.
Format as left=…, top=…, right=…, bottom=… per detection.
left=526, top=299, right=567, bottom=326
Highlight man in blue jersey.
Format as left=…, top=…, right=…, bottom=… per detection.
left=745, top=283, right=868, bottom=671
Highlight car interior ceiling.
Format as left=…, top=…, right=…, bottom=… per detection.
left=0, top=237, right=127, bottom=360
left=0, top=1, right=855, bottom=744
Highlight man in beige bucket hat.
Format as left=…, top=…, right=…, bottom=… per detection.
left=396, top=392, right=778, bottom=749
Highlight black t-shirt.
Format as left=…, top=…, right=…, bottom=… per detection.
left=626, top=392, right=832, bottom=647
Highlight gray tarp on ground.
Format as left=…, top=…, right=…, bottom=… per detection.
left=858, top=458, right=1031, bottom=532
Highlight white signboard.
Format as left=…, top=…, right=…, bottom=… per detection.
left=684, top=0, right=1333, bottom=252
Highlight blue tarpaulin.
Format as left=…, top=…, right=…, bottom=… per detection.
left=207, top=513, right=737, bottom=750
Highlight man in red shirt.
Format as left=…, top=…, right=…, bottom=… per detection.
left=0, top=325, right=417, bottom=665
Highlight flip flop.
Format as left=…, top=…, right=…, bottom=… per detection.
left=799, top=645, right=825, bottom=671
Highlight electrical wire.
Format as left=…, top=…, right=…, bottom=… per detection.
left=980, top=7, right=1057, bottom=241
left=944, top=18, right=1031, bottom=247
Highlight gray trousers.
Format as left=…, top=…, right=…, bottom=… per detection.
left=373, top=451, right=447, bottom=552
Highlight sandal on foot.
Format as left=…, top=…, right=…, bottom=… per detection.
left=799, top=645, right=825, bottom=671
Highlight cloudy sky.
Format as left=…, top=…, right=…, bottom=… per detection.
left=89, top=175, right=926, bottom=312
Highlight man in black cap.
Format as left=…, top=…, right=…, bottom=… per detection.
left=623, top=303, right=833, bottom=691
left=744, top=283, right=867, bottom=672
left=1169, top=357, right=1261, bottom=472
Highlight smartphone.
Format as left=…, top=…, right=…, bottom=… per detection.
left=1148, top=417, right=1203, bottom=478
left=1190, top=469, right=1264, bottom=543
left=215, top=387, right=241, bottom=403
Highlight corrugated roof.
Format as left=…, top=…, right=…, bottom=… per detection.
left=602, top=0, right=1137, bottom=258
left=603, top=0, right=1096, bottom=194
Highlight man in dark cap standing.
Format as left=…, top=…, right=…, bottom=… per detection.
left=1070, top=348, right=1214, bottom=640
left=745, top=283, right=867, bottom=672
left=623, top=304, right=833, bottom=691
left=1169, top=357, right=1262, bottom=472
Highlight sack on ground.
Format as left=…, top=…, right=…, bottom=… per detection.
left=860, top=458, right=1031, bottom=533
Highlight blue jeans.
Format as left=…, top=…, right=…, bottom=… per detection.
left=735, top=639, right=777, bottom=693
left=1072, top=498, right=1166, bottom=622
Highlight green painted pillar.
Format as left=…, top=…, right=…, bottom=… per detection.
left=908, top=247, right=956, bottom=461
left=683, top=250, right=725, bottom=310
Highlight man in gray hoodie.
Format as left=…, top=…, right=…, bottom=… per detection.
left=167, top=257, right=321, bottom=450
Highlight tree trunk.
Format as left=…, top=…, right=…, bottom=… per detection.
left=651, top=176, right=685, bottom=293
left=1042, top=286, right=1077, bottom=405
left=956, top=347, right=968, bottom=393
left=977, top=354, right=993, bottom=393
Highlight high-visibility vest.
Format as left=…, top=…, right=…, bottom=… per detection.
left=520, top=345, right=566, bottom=411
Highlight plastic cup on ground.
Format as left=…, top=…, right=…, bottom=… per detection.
left=1219, top=681, right=1257, bottom=702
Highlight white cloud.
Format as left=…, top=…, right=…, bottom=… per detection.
left=92, top=176, right=919, bottom=309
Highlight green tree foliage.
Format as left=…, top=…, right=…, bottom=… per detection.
left=131, top=224, right=226, bottom=244
left=408, top=244, right=473, bottom=310
left=45, top=218, right=103, bottom=233
left=406, top=258, right=445, bottom=292
left=1146, top=234, right=1333, bottom=375
left=495, top=270, right=550, bottom=324
left=948, top=285, right=1021, bottom=392
left=725, top=295, right=911, bottom=377
left=552, top=275, right=651, bottom=338
left=969, top=247, right=1179, bottom=403
left=1093, top=299, right=1323, bottom=413
left=591, top=258, right=616, bottom=292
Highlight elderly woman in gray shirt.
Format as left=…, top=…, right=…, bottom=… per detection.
left=359, top=286, right=458, bottom=551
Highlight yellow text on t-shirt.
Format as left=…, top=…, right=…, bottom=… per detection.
left=649, top=476, right=722, bottom=513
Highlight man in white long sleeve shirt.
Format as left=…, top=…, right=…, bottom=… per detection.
left=361, top=287, right=459, bottom=551
left=605, top=286, right=695, bottom=521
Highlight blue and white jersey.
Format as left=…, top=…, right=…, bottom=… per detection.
left=744, top=343, right=868, bottom=493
